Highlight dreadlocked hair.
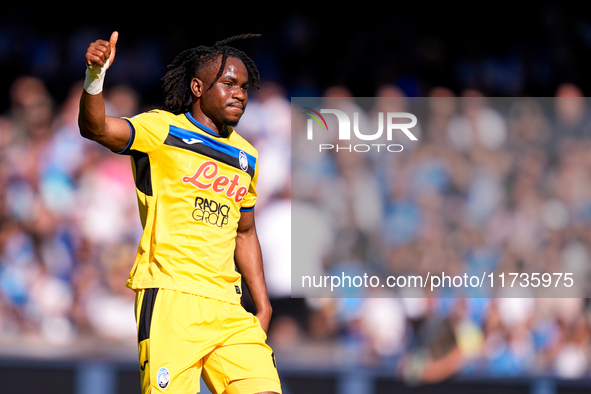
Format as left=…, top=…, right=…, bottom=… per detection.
left=161, top=34, right=261, bottom=115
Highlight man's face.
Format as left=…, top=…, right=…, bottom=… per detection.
left=197, top=56, right=249, bottom=129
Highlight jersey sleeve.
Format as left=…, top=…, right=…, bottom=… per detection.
left=240, top=159, right=258, bottom=212
left=117, top=110, right=170, bottom=155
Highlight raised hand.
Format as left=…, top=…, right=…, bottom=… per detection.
left=85, top=31, right=118, bottom=68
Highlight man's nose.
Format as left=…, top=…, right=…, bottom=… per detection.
left=233, top=87, right=246, bottom=100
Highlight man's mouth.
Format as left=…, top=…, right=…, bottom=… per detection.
left=227, top=102, right=245, bottom=110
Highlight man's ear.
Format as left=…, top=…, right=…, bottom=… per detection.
left=191, top=77, right=204, bottom=98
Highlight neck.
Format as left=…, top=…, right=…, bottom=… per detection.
left=189, top=108, right=226, bottom=135
left=187, top=110, right=229, bottom=137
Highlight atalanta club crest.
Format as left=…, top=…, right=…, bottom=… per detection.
left=157, top=367, right=170, bottom=389
left=239, top=151, right=249, bottom=172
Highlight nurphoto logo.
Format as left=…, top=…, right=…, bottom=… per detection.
left=304, top=107, right=418, bottom=153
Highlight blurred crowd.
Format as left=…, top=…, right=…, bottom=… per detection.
left=287, top=85, right=591, bottom=382
left=0, top=77, right=145, bottom=345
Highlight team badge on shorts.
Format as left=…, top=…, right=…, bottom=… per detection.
left=239, top=150, right=249, bottom=172
left=157, top=366, right=170, bottom=389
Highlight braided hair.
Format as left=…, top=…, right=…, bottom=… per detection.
left=161, top=34, right=261, bottom=115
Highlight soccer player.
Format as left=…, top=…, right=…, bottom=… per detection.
left=79, top=31, right=281, bottom=394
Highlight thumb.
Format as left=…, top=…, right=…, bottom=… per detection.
left=109, top=31, right=118, bottom=64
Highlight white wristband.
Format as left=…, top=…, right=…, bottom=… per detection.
left=84, top=59, right=110, bottom=95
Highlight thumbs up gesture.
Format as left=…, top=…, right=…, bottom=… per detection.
left=85, top=31, right=118, bottom=68
left=83, top=32, right=118, bottom=95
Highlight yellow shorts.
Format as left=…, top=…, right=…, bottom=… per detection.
left=135, top=288, right=281, bottom=394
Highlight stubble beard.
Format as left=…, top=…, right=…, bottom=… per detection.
left=225, top=119, right=240, bottom=127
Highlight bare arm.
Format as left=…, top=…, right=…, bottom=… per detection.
left=78, top=31, right=132, bottom=152
left=235, top=210, right=273, bottom=333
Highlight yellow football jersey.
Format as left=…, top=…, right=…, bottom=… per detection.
left=119, top=110, right=258, bottom=304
